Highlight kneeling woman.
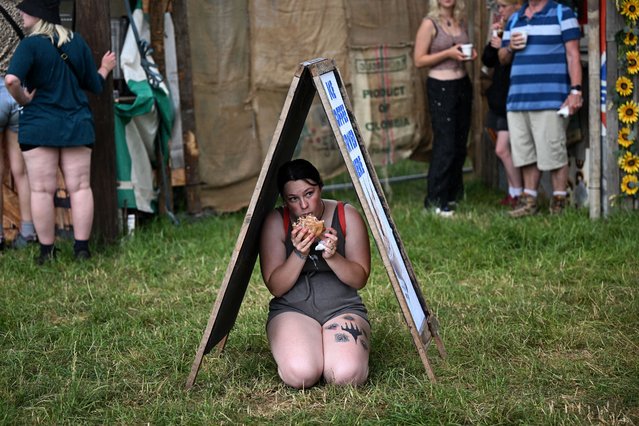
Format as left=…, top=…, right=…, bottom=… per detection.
left=259, top=159, right=371, bottom=389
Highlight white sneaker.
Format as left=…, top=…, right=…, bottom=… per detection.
left=435, top=207, right=455, bottom=218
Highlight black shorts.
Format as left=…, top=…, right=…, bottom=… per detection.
left=486, top=109, right=508, bottom=132
left=20, top=144, right=93, bottom=152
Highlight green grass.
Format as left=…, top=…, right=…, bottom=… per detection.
left=1, top=161, right=638, bottom=424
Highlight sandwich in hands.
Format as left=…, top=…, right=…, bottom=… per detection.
left=293, top=214, right=325, bottom=238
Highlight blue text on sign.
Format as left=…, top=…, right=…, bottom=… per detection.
left=326, top=80, right=337, bottom=100
left=353, top=156, right=365, bottom=178
left=333, top=105, right=349, bottom=127
left=343, top=129, right=358, bottom=153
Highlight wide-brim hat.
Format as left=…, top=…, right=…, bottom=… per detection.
left=17, top=0, right=61, bottom=25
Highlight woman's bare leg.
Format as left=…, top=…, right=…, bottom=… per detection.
left=267, top=312, right=324, bottom=389
left=22, top=147, right=59, bottom=245
left=322, top=313, right=370, bottom=386
left=60, top=146, right=93, bottom=241
left=495, top=130, right=522, bottom=191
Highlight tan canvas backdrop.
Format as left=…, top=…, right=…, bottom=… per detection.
left=188, top=1, right=260, bottom=212
left=187, top=0, right=431, bottom=212
left=350, top=45, right=422, bottom=166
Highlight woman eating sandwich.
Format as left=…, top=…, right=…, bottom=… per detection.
left=259, top=159, right=372, bottom=389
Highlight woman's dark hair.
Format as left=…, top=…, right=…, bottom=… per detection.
left=277, top=159, right=324, bottom=196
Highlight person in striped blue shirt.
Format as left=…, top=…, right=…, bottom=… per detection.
left=498, top=0, right=582, bottom=217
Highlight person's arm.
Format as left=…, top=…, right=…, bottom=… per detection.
left=259, top=210, right=314, bottom=298
left=413, top=18, right=465, bottom=68
left=482, top=43, right=498, bottom=68
left=4, top=74, right=34, bottom=106
left=321, top=204, right=371, bottom=290
left=498, top=45, right=513, bottom=65
left=562, top=39, right=583, bottom=115
left=483, top=23, right=503, bottom=67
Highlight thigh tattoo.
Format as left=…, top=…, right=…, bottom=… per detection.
left=325, top=315, right=369, bottom=351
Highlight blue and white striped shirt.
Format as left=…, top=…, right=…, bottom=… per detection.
left=503, top=1, right=581, bottom=111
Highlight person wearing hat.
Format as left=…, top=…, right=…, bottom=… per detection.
left=0, top=0, right=36, bottom=251
left=4, top=0, right=116, bottom=264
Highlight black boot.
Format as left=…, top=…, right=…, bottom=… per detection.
left=36, top=244, right=57, bottom=265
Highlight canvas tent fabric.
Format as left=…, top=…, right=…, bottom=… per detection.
left=350, top=45, right=423, bottom=165
left=187, top=0, right=431, bottom=212
left=115, top=4, right=173, bottom=213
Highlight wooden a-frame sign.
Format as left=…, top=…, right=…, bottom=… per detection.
left=186, top=58, right=446, bottom=390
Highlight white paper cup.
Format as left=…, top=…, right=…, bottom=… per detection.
left=461, top=43, right=473, bottom=59
left=516, top=30, right=528, bottom=47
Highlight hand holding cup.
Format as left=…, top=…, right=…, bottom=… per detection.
left=511, top=30, right=528, bottom=50
left=460, top=43, right=473, bottom=60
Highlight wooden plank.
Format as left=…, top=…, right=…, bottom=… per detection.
left=149, top=0, right=173, bottom=216
left=76, top=0, right=118, bottom=244
left=477, top=5, right=500, bottom=189
left=149, top=0, right=170, bottom=77
left=186, top=62, right=317, bottom=390
left=171, top=167, right=186, bottom=187
left=587, top=0, right=602, bottom=218
left=171, top=0, right=202, bottom=215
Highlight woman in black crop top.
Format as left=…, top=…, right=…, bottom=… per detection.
left=481, top=0, right=523, bottom=208
left=414, top=0, right=475, bottom=217
left=259, top=159, right=372, bottom=389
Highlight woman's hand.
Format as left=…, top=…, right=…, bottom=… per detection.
left=449, top=44, right=467, bottom=62
left=490, top=35, right=502, bottom=49
left=4, top=74, right=34, bottom=106
left=490, top=22, right=503, bottom=49
left=320, top=227, right=338, bottom=259
left=291, top=226, right=315, bottom=257
left=20, top=86, right=35, bottom=105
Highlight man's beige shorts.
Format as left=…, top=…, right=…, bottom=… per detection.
left=507, top=110, right=569, bottom=171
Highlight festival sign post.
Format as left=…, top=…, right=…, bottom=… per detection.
left=186, top=58, right=445, bottom=390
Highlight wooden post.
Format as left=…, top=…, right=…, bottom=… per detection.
left=470, top=3, right=499, bottom=189
left=75, top=0, right=118, bottom=244
left=149, top=0, right=169, bottom=75
left=148, top=0, right=172, bottom=216
left=587, top=0, right=601, bottom=219
left=476, top=5, right=499, bottom=189
left=171, top=0, right=202, bottom=215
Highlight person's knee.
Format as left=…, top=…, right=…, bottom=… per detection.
left=495, top=143, right=510, bottom=160
left=324, top=361, right=368, bottom=386
left=278, top=361, right=322, bottom=389
left=10, top=159, right=27, bottom=178
left=64, top=177, right=91, bottom=194
left=29, top=181, right=56, bottom=195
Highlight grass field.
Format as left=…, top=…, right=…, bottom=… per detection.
left=1, top=162, right=638, bottom=424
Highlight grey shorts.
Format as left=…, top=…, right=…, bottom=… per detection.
left=507, top=110, right=569, bottom=170
left=0, top=80, right=20, bottom=133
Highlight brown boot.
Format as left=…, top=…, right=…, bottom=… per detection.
left=509, top=193, right=539, bottom=218
left=549, top=195, right=567, bottom=215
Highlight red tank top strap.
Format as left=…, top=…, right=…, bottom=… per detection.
left=337, top=202, right=346, bottom=237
